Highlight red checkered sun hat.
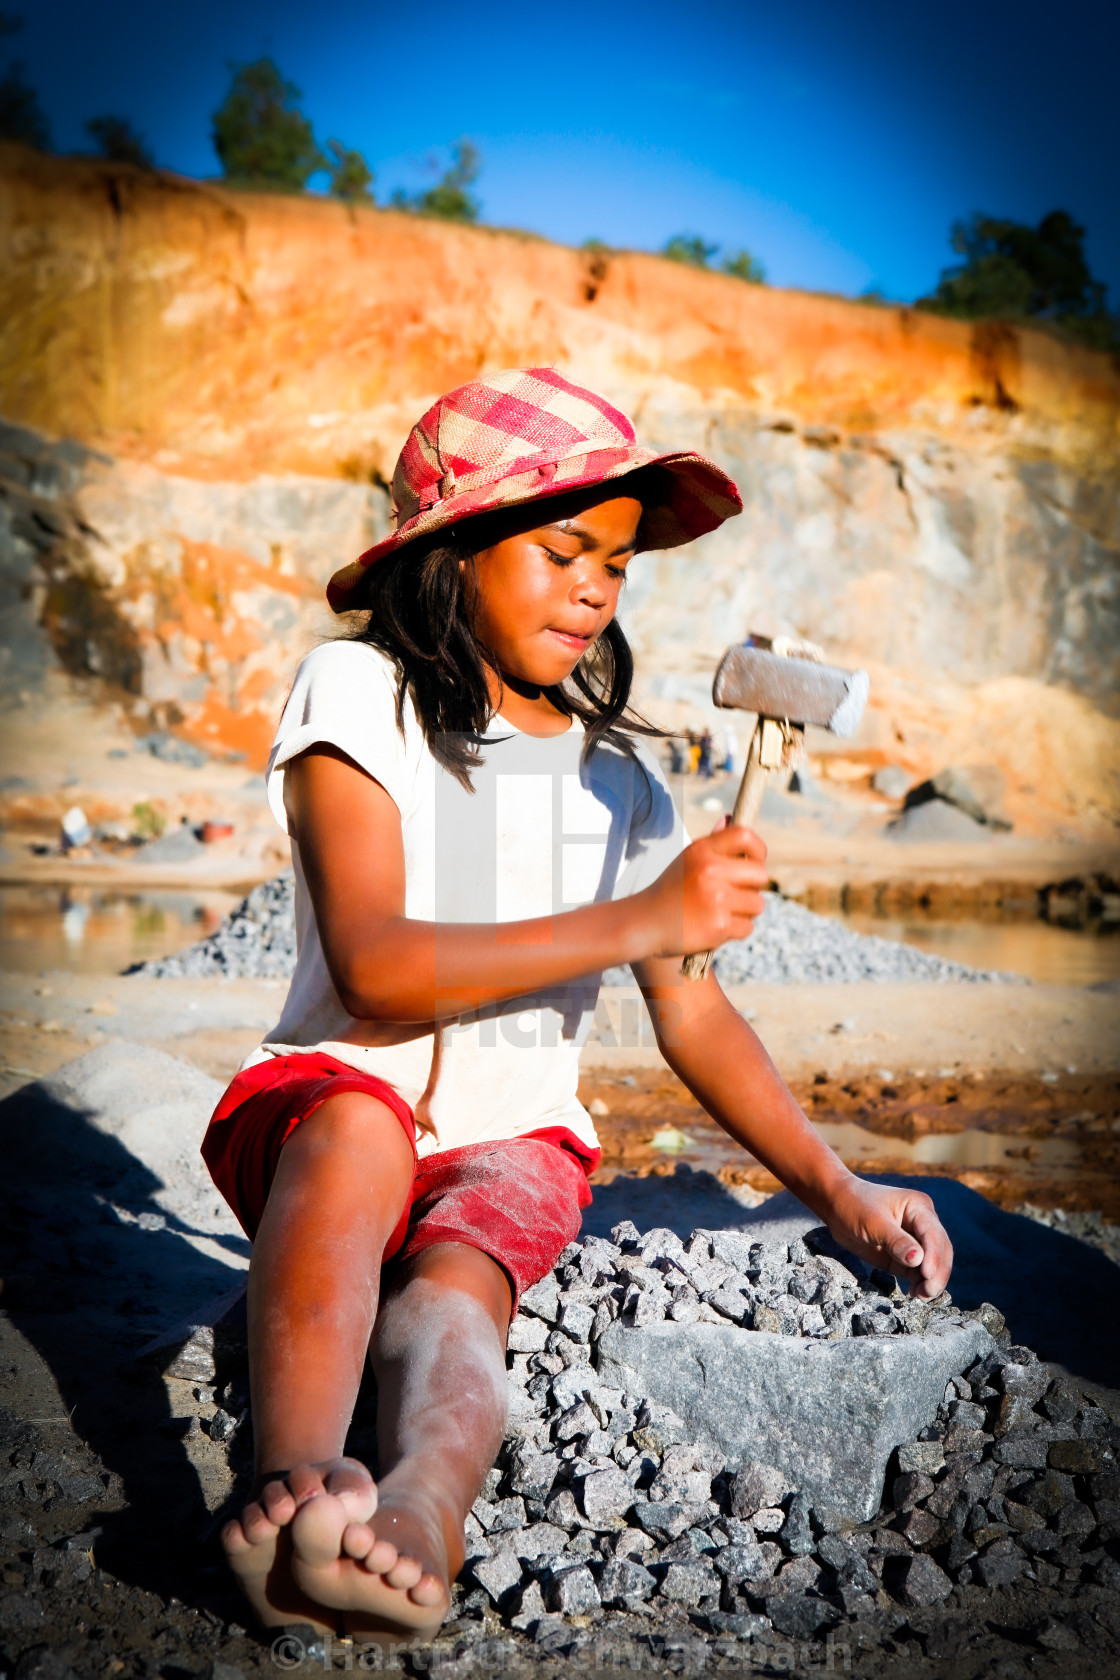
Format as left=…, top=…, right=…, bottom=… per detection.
left=326, top=367, right=742, bottom=611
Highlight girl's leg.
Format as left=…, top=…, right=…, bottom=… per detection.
left=310, top=1241, right=513, bottom=1639
left=221, top=1090, right=415, bottom=1630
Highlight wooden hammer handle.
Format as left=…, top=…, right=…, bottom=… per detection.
left=680, top=720, right=766, bottom=981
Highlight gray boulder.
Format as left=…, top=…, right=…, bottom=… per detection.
left=596, top=1317, right=993, bottom=1522
left=899, top=765, right=1012, bottom=831
left=886, top=798, right=990, bottom=843
left=872, top=765, right=911, bottom=800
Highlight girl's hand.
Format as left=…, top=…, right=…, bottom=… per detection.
left=642, top=821, right=769, bottom=959
left=824, top=1177, right=954, bottom=1300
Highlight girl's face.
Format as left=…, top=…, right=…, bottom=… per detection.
left=468, top=493, right=642, bottom=692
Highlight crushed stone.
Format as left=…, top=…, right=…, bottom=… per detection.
left=5, top=1221, right=1120, bottom=1672
left=447, top=1222, right=1120, bottom=1640
left=135, top=875, right=1019, bottom=985
left=132, top=872, right=297, bottom=978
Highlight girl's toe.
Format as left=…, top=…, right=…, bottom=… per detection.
left=409, top=1573, right=448, bottom=1608
left=221, top=1518, right=253, bottom=1557
left=324, top=1462, right=377, bottom=1523
left=291, top=1492, right=347, bottom=1565
left=260, top=1481, right=297, bottom=1525
left=241, top=1503, right=281, bottom=1546
left=361, top=1539, right=399, bottom=1576
left=385, top=1555, right=423, bottom=1591
left=341, top=1522, right=376, bottom=1560
left=287, top=1465, right=330, bottom=1506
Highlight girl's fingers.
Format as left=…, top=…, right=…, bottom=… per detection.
left=901, top=1198, right=954, bottom=1297
left=708, top=823, right=767, bottom=862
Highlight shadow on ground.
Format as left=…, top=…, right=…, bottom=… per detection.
left=0, top=1069, right=248, bottom=1618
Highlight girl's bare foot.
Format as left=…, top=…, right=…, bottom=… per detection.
left=222, top=1459, right=451, bottom=1639
left=328, top=1474, right=454, bottom=1640
left=221, top=1458, right=377, bottom=1632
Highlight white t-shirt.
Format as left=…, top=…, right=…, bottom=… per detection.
left=244, top=641, right=685, bottom=1159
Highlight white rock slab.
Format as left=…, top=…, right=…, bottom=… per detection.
left=596, top=1317, right=993, bottom=1522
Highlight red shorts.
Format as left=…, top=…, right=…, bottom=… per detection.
left=201, top=1053, right=598, bottom=1307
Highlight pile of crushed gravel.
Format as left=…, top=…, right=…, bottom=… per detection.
left=133, top=872, right=297, bottom=978
left=529, top=1220, right=971, bottom=1345
left=153, top=1219, right=1120, bottom=1650
left=709, top=895, right=1018, bottom=986
left=439, top=1222, right=1119, bottom=1642
left=136, top=876, right=1018, bottom=985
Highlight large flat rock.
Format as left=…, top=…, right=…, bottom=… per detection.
left=0, top=1038, right=242, bottom=1249
left=596, top=1317, right=993, bottom=1522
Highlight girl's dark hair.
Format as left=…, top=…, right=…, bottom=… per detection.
left=349, top=469, right=666, bottom=789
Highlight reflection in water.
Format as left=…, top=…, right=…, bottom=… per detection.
left=840, top=912, right=1120, bottom=987
left=812, top=1119, right=1082, bottom=1173
left=655, top=1117, right=1084, bottom=1181
left=0, top=886, right=239, bottom=975
left=60, top=897, right=90, bottom=948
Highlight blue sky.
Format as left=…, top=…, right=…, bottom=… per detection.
left=13, top=0, right=1120, bottom=305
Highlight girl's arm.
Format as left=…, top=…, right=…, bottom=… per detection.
left=285, top=746, right=768, bottom=1022
left=632, top=958, right=954, bottom=1299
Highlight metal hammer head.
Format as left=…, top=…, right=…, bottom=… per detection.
left=712, top=641, right=869, bottom=738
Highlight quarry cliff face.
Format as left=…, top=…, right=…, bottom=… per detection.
left=1, top=145, right=1118, bottom=822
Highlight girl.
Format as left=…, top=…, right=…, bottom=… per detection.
left=204, top=368, right=951, bottom=1642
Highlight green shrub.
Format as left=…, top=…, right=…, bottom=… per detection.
left=212, top=58, right=323, bottom=191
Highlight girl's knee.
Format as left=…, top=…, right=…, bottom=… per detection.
left=385, top=1242, right=513, bottom=1326
left=287, top=1090, right=414, bottom=1170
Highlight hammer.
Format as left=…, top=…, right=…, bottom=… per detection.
left=681, top=635, right=869, bottom=979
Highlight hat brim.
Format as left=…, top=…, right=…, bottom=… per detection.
left=326, top=445, right=741, bottom=613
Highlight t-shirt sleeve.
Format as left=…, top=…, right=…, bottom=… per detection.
left=614, top=742, right=687, bottom=897
left=265, top=642, right=415, bottom=834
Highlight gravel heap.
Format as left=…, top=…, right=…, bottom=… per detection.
left=440, top=1221, right=1120, bottom=1647
left=135, top=872, right=297, bottom=978
left=709, top=895, right=1017, bottom=986
left=138, top=875, right=1017, bottom=985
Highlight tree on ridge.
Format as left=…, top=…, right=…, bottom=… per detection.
left=212, top=57, right=324, bottom=191
left=85, top=114, right=153, bottom=168
left=663, top=234, right=718, bottom=268
left=393, top=140, right=481, bottom=222
left=326, top=138, right=375, bottom=204
left=723, top=249, right=766, bottom=283
left=918, top=210, right=1117, bottom=352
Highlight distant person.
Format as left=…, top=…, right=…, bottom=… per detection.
left=199, top=369, right=953, bottom=1642
left=698, top=727, right=713, bottom=778
left=667, top=736, right=686, bottom=774
left=687, top=729, right=701, bottom=774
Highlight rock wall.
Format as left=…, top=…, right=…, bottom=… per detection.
left=1, top=144, right=1118, bottom=810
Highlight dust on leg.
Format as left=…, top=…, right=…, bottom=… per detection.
left=335, top=1244, right=513, bottom=1639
